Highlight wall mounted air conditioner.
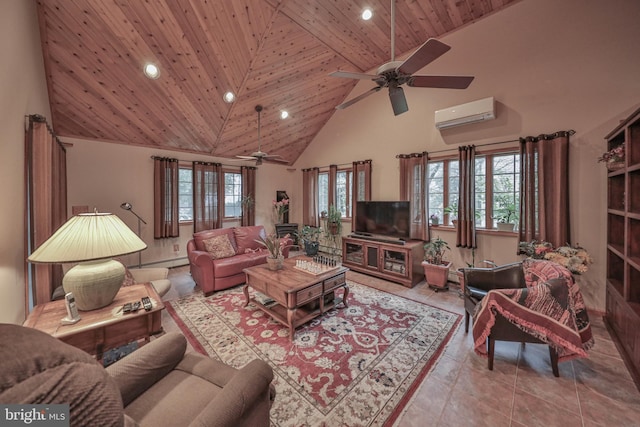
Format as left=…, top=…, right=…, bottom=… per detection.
left=434, top=97, right=495, bottom=130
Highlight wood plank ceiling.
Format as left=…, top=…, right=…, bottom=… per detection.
left=36, top=0, right=517, bottom=165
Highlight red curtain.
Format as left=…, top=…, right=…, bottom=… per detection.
left=457, top=146, right=477, bottom=248
left=25, top=115, right=67, bottom=308
left=192, top=161, right=223, bottom=233
left=328, top=164, right=338, bottom=209
left=519, top=131, right=572, bottom=247
left=241, top=166, right=256, bottom=226
left=302, top=168, right=320, bottom=227
left=398, top=153, right=428, bottom=241
left=351, top=160, right=372, bottom=227
left=153, top=157, right=179, bottom=238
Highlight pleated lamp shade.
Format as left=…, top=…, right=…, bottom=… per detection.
left=28, top=212, right=147, bottom=310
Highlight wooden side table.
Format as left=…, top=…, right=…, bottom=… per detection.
left=23, top=283, right=164, bottom=362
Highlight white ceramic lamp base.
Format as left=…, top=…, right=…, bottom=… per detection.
left=63, top=259, right=125, bottom=311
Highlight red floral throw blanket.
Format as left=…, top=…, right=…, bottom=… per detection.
left=472, top=273, right=594, bottom=362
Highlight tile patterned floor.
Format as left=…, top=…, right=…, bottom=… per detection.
left=161, top=264, right=640, bottom=427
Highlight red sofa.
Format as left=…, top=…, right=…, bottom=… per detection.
left=187, top=225, right=292, bottom=296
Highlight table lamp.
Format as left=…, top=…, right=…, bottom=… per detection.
left=27, top=211, right=147, bottom=311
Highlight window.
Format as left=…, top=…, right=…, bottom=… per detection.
left=318, top=172, right=329, bottom=215
left=224, top=171, right=242, bottom=218
left=491, top=153, right=520, bottom=227
left=178, top=166, right=193, bottom=222
left=427, top=160, right=458, bottom=225
left=336, top=170, right=352, bottom=217
left=317, top=169, right=353, bottom=218
left=427, top=151, right=520, bottom=230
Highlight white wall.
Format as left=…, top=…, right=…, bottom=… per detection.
left=0, top=0, right=52, bottom=323
left=4, top=0, right=639, bottom=324
left=292, top=0, right=640, bottom=311
left=64, top=138, right=293, bottom=268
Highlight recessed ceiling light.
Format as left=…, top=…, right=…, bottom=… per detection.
left=143, top=63, right=160, bottom=79
left=362, top=8, right=373, bottom=20
left=280, top=110, right=289, bottom=119
left=223, top=91, right=235, bottom=103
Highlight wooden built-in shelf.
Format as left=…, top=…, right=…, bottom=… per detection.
left=604, top=105, right=640, bottom=391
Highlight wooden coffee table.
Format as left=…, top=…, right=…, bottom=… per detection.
left=243, top=256, right=349, bottom=340
left=23, top=283, right=164, bottom=362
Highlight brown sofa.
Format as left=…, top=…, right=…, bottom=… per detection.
left=187, top=225, right=292, bottom=296
left=0, top=324, right=275, bottom=426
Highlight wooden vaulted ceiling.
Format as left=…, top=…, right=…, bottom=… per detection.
left=36, top=0, right=517, bottom=165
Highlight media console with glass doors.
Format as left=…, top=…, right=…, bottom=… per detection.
left=342, top=236, right=424, bottom=288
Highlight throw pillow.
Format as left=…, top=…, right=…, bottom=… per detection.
left=203, top=234, right=236, bottom=259
left=522, top=258, right=573, bottom=288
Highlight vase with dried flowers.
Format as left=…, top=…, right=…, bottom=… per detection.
left=273, top=199, right=289, bottom=224
left=598, top=143, right=625, bottom=170
left=518, top=240, right=593, bottom=274
left=256, top=233, right=291, bottom=270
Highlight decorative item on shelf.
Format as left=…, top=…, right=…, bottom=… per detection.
left=598, top=143, right=625, bottom=171
left=296, top=225, right=322, bottom=256
left=518, top=240, right=593, bottom=274
left=27, top=211, right=147, bottom=311
left=421, top=237, right=451, bottom=291
left=272, top=198, right=289, bottom=224
left=256, top=233, right=291, bottom=270
left=430, top=214, right=440, bottom=226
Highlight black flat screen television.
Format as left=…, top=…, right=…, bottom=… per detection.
left=354, top=201, right=410, bottom=240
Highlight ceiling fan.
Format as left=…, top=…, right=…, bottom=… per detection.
left=235, top=105, right=289, bottom=165
left=330, top=0, right=474, bottom=116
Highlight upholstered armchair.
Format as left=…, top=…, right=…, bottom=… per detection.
left=1, top=324, right=275, bottom=426
left=126, top=267, right=172, bottom=298
left=463, top=260, right=593, bottom=377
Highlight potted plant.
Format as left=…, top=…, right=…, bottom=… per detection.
left=456, top=248, right=476, bottom=293
left=326, top=204, right=342, bottom=236
left=256, top=233, right=291, bottom=270
left=430, top=214, right=440, bottom=226
left=421, top=237, right=451, bottom=291
left=493, top=203, right=517, bottom=232
left=297, top=225, right=321, bottom=256
left=272, top=199, right=289, bottom=224
left=444, top=202, right=458, bottom=227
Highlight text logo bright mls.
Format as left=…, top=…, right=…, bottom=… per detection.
left=1, top=404, right=69, bottom=426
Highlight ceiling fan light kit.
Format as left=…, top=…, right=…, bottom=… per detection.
left=434, top=97, right=496, bottom=130
left=330, top=0, right=474, bottom=116
left=235, top=105, right=289, bottom=166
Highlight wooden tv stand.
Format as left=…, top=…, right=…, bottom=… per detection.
left=342, top=236, right=424, bottom=288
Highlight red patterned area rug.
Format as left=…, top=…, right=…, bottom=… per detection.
left=166, top=280, right=460, bottom=427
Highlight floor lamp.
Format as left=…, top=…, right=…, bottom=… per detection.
left=120, top=202, right=147, bottom=268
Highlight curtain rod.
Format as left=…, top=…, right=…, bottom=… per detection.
left=149, top=155, right=255, bottom=169
left=427, top=138, right=520, bottom=155
left=311, top=159, right=372, bottom=170
left=400, top=129, right=576, bottom=157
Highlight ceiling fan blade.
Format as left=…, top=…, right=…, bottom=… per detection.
left=236, top=155, right=258, bottom=160
left=336, top=86, right=382, bottom=110
left=396, top=39, right=451, bottom=76
left=389, top=85, right=408, bottom=116
left=329, top=70, right=378, bottom=80
left=408, top=75, right=474, bottom=89
left=264, top=157, right=290, bottom=164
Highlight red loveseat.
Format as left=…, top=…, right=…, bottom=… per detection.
left=187, top=225, right=292, bottom=296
